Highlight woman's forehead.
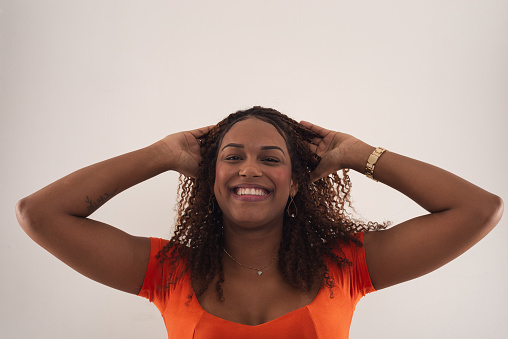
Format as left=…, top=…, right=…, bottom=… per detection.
left=221, top=118, right=287, bottom=148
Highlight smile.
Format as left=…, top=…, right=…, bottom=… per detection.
left=233, top=187, right=269, bottom=196
left=230, top=185, right=273, bottom=202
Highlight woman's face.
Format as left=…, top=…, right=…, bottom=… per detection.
left=214, top=118, right=297, bottom=229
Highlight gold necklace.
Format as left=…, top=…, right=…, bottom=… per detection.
left=222, top=248, right=278, bottom=276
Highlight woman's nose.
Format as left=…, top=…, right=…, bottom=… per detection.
left=239, top=162, right=262, bottom=177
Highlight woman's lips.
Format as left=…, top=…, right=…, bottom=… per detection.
left=230, top=188, right=272, bottom=202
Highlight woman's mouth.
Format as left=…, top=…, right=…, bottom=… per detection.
left=230, top=186, right=272, bottom=201
left=233, top=187, right=269, bottom=196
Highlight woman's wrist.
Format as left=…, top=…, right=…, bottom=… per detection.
left=341, top=140, right=376, bottom=174
left=150, top=140, right=178, bottom=173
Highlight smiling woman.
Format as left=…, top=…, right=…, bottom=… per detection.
left=215, top=119, right=294, bottom=229
left=16, top=106, right=503, bottom=338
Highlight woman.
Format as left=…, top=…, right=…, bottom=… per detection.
left=16, top=106, right=503, bottom=338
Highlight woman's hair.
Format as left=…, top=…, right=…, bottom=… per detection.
left=156, top=106, right=385, bottom=301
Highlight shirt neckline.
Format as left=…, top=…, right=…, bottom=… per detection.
left=189, top=279, right=325, bottom=327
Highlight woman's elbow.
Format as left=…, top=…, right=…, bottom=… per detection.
left=15, top=197, right=44, bottom=236
left=480, top=193, right=504, bottom=232
left=492, top=194, right=504, bottom=221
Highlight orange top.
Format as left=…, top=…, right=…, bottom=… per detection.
left=138, top=233, right=375, bottom=339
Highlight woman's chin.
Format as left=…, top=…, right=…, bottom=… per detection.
left=223, top=212, right=283, bottom=230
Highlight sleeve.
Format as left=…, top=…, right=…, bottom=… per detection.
left=332, top=232, right=376, bottom=299
left=137, top=237, right=170, bottom=303
left=352, top=232, right=376, bottom=295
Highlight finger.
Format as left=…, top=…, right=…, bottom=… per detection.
left=189, top=125, right=216, bottom=138
left=309, top=136, right=322, bottom=145
left=309, top=166, right=326, bottom=183
left=309, top=157, right=335, bottom=182
left=300, top=121, right=332, bottom=138
left=307, top=137, right=322, bottom=153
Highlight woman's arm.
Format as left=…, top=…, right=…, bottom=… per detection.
left=300, top=121, right=504, bottom=290
left=15, top=126, right=212, bottom=294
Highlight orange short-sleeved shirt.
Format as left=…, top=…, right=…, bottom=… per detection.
left=138, top=233, right=375, bottom=339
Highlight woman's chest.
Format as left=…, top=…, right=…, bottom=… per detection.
left=195, top=275, right=321, bottom=326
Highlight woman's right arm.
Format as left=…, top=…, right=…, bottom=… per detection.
left=15, top=126, right=212, bottom=295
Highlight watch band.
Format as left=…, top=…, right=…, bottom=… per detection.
left=365, top=147, right=386, bottom=181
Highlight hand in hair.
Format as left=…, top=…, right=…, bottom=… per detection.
left=299, top=121, right=364, bottom=182
left=161, top=125, right=215, bottom=178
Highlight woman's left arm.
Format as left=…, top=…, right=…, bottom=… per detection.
left=300, top=121, right=504, bottom=290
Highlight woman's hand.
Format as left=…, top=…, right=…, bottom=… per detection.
left=299, top=121, right=368, bottom=182
left=161, top=125, right=214, bottom=178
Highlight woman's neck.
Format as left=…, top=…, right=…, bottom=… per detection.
left=221, top=219, right=283, bottom=269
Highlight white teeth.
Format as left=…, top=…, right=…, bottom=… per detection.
left=234, top=188, right=269, bottom=196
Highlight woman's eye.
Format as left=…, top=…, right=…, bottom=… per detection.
left=225, top=156, right=241, bottom=161
left=263, top=158, right=280, bottom=163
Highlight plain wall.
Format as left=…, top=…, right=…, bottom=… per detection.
left=1, top=1, right=507, bottom=338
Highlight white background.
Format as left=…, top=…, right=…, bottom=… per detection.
left=1, top=1, right=507, bottom=338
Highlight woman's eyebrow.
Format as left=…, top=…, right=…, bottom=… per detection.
left=221, top=143, right=285, bottom=155
left=261, top=146, right=285, bottom=155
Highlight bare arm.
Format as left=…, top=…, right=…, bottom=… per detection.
left=15, top=126, right=212, bottom=294
left=300, top=121, right=504, bottom=290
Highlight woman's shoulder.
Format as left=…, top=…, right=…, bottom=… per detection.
left=149, top=237, right=170, bottom=250
left=328, top=232, right=366, bottom=263
left=149, top=237, right=189, bottom=263
left=138, top=238, right=189, bottom=298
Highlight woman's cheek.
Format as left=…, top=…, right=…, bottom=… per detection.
left=214, top=163, right=232, bottom=198
left=270, top=167, right=293, bottom=192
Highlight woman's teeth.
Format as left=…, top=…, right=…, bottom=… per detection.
left=234, top=188, right=269, bottom=196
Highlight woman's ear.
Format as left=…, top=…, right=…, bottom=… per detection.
left=290, top=179, right=298, bottom=197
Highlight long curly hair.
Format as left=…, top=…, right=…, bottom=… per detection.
left=156, top=106, right=385, bottom=301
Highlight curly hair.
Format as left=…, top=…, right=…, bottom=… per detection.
left=156, top=106, right=385, bottom=301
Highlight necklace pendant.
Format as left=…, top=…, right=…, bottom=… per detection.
left=257, top=270, right=263, bottom=276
